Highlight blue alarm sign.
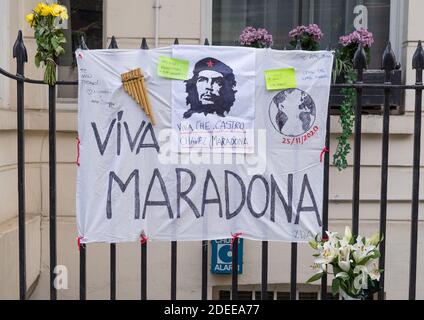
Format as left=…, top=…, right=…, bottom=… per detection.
left=211, top=238, right=243, bottom=274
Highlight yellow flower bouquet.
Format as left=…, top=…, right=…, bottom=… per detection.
left=25, top=2, right=69, bottom=85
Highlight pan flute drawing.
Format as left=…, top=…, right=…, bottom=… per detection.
left=121, top=68, right=155, bottom=125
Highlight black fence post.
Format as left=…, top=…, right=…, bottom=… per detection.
left=48, top=83, right=57, bottom=300
left=201, top=37, right=210, bottom=301
left=107, top=35, right=119, bottom=300
left=231, top=238, right=239, bottom=300
left=409, top=40, right=424, bottom=300
left=378, top=42, right=396, bottom=300
left=352, top=44, right=367, bottom=236
left=290, top=242, right=297, bottom=300
left=13, top=30, right=27, bottom=301
left=261, top=241, right=268, bottom=300
left=78, top=36, right=88, bottom=300
left=80, top=244, right=86, bottom=300
left=140, top=37, right=148, bottom=300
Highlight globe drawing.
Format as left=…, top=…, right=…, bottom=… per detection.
left=268, top=88, right=316, bottom=137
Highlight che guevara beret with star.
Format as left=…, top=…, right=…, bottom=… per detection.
left=192, top=57, right=234, bottom=76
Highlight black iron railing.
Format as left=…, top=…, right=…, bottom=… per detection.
left=1, top=30, right=424, bottom=300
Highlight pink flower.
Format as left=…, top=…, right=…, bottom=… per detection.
left=239, top=26, right=273, bottom=47
left=339, top=28, right=374, bottom=48
left=289, top=24, right=323, bottom=41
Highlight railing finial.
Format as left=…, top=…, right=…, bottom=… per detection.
left=13, top=30, right=28, bottom=73
left=353, top=43, right=367, bottom=70
left=204, top=38, right=210, bottom=45
left=382, top=41, right=396, bottom=72
left=174, top=38, right=179, bottom=45
left=79, top=35, right=89, bottom=50
left=140, top=38, right=149, bottom=49
left=412, top=40, right=424, bottom=70
left=108, top=35, right=119, bottom=49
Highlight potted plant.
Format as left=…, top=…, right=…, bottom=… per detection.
left=239, top=26, right=273, bottom=48
left=288, top=24, right=324, bottom=51
left=331, top=28, right=402, bottom=170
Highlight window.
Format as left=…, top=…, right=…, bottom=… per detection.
left=254, top=291, right=275, bottom=300
left=219, top=290, right=231, bottom=299
left=57, top=0, right=104, bottom=99
left=216, top=287, right=320, bottom=300
left=212, top=0, right=391, bottom=69
left=299, top=292, right=318, bottom=300
left=276, top=291, right=291, bottom=300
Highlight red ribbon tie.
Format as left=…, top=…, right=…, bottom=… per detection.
left=230, top=232, right=243, bottom=250
left=77, top=236, right=84, bottom=251
left=140, top=234, right=149, bottom=245
left=320, top=146, right=329, bottom=163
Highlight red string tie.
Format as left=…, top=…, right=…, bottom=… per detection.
left=140, top=234, right=149, bottom=245
left=230, top=232, right=243, bottom=250
left=77, top=236, right=84, bottom=251
left=76, top=137, right=81, bottom=166
left=320, top=146, right=329, bottom=163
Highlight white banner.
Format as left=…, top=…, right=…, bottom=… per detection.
left=76, top=45, right=333, bottom=243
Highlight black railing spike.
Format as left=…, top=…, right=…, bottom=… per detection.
left=174, top=38, right=179, bottom=45
left=353, top=43, right=367, bottom=70
left=108, top=36, right=118, bottom=49
left=412, top=40, right=424, bottom=70
left=204, top=38, right=210, bottom=45
left=382, top=42, right=396, bottom=72
left=13, top=30, right=28, bottom=70
left=295, top=38, right=301, bottom=50
left=140, top=38, right=149, bottom=49
left=79, top=35, right=89, bottom=50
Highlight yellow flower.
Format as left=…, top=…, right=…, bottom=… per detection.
left=25, top=13, right=35, bottom=27
left=34, top=3, right=44, bottom=14
left=51, top=3, right=68, bottom=20
left=50, top=3, right=60, bottom=16
left=35, top=3, right=52, bottom=16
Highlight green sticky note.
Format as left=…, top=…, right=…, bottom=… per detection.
left=264, top=68, right=297, bottom=91
left=157, top=56, right=189, bottom=80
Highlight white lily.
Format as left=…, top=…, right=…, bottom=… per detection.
left=319, top=241, right=338, bottom=263
left=353, top=265, right=369, bottom=290
left=325, top=231, right=340, bottom=245
left=366, top=232, right=380, bottom=246
left=337, top=246, right=351, bottom=272
left=352, top=237, right=375, bottom=263
left=344, top=226, right=353, bottom=243
left=366, top=259, right=381, bottom=281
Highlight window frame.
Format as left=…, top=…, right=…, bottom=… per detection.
left=202, top=0, right=406, bottom=64
left=56, top=0, right=107, bottom=108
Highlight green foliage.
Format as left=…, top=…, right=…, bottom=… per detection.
left=306, top=272, right=323, bottom=283
left=290, top=35, right=320, bottom=51
left=331, top=44, right=371, bottom=170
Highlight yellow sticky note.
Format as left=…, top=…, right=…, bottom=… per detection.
left=264, top=68, right=297, bottom=91
left=157, top=56, right=189, bottom=80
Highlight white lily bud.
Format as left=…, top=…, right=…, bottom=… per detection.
left=344, top=226, right=353, bottom=242
left=368, top=232, right=380, bottom=246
